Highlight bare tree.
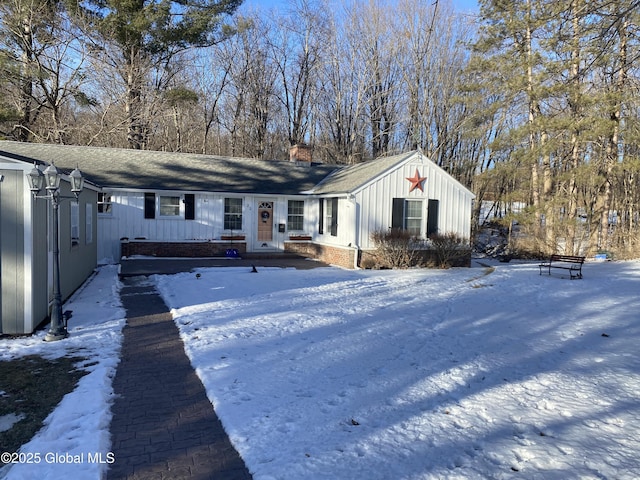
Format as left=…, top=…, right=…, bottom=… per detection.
left=315, top=3, right=368, bottom=163
left=0, top=0, right=88, bottom=142
left=269, top=0, right=326, bottom=147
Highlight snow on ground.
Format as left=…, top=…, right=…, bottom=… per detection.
left=1, top=260, right=639, bottom=479
left=0, top=265, right=125, bottom=480
left=155, top=260, right=640, bottom=480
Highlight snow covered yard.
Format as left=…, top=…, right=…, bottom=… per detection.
left=1, top=260, right=639, bottom=479
left=156, top=260, right=640, bottom=480
left=0, top=266, right=125, bottom=480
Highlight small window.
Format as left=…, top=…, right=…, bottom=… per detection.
left=323, top=198, right=338, bottom=236
left=71, top=201, right=80, bottom=246
left=86, top=203, right=93, bottom=244
left=98, top=192, right=112, bottom=214
left=405, top=200, right=422, bottom=235
left=159, top=196, right=180, bottom=216
left=287, top=200, right=304, bottom=231
left=392, top=198, right=423, bottom=235
left=224, top=198, right=242, bottom=230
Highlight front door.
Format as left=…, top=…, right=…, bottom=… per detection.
left=256, top=201, right=274, bottom=249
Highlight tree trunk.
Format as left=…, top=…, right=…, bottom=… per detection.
left=125, top=46, right=146, bottom=150
left=598, top=13, right=627, bottom=251
left=16, top=17, right=34, bottom=142
left=565, top=0, right=582, bottom=255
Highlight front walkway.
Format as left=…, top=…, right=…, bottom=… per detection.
left=107, top=276, right=252, bottom=480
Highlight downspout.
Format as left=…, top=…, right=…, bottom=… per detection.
left=348, top=193, right=360, bottom=269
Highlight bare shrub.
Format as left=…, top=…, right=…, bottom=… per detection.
left=430, top=232, right=471, bottom=268
left=371, top=229, right=426, bottom=268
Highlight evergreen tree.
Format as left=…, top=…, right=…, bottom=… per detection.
left=79, top=0, right=242, bottom=149
left=469, top=0, right=640, bottom=256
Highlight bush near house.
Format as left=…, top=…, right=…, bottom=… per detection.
left=429, top=232, right=472, bottom=268
left=369, top=230, right=471, bottom=269
left=370, top=229, right=428, bottom=268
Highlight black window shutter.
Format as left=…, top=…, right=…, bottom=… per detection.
left=330, top=198, right=338, bottom=236
left=184, top=194, right=195, bottom=220
left=392, top=198, right=404, bottom=229
left=144, top=193, right=156, bottom=219
left=319, top=198, right=324, bottom=234
left=427, top=199, right=439, bottom=237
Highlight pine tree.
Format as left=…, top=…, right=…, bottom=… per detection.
left=469, top=0, right=640, bottom=256
left=78, top=0, right=242, bottom=149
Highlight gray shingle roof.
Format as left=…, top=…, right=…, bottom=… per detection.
left=0, top=141, right=339, bottom=195
left=309, top=151, right=416, bottom=194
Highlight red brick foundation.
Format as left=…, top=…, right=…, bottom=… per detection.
left=285, top=242, right=356, bottom=269
left=121, top=240, right=247, bottom=258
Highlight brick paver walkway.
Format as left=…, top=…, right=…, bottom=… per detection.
left=107, top=276, right=252, bottom=480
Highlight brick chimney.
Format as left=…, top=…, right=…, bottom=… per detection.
left=289, top=143, right=313, bottom=164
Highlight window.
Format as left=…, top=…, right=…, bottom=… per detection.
left=405, top=200, right=422, bottom=235
left=97, top=192, right=112, bottom=214
left=86, top=203, right=93, bottom=244
left=71, top=201, right=80, bottom=246
left=224, top=198, right=242, bottom=230
left=392, top=198, right=423, bottom=235
left=324, top=198, right=338, bottom=236
left=287, top=200, right=304, bottom=231
left=159, top=196, right=180, bottom=216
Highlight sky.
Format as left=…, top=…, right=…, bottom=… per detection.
left=1, top=257, right=639, bottom=479
left=241, top=0, right=479, bottom=13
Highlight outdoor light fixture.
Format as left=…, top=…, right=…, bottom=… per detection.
left=27, top=162, right=85, bottom=341
left=70, top=167, right=84, bottom=195
left=43, top=163, right=61, bottom=191
left=27, top=163, right=44, bottom=193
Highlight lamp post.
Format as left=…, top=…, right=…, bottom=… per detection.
left=27, top=162, right=84, bottom=342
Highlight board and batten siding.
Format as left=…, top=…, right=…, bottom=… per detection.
left=354, top=156, right=474, bottom=250
left=100, top=191, right=316, bottom=260
left=311, top=196, right=356, bottom=248
left=98, top=190, right=224, bottom=261
left=0, top=169, right=25, bottom=334
left=0, top=167, right=48, bottom=334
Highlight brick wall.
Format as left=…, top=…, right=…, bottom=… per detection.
left=285, top=242, right=356, bottom=269
left=121, top=240, right=246, bottom=258
left=288, top=144, right=313, bottom=163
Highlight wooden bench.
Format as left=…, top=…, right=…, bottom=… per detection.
left=539, top=254, right=585, bottom=279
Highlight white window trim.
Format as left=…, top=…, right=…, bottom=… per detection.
left=224, top=197, right=243, bottom=231
left=97, top=192, right=113, bottom=216
left=404, top=199, right=423, bottom=236
left=86, top=203, right=93, bottom=244
left=287, top=200, right=305, bottom=232
left=158, top=195, right=182, bottom=218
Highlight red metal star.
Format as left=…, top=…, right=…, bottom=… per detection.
left=406, top=169, right=427, bottom=192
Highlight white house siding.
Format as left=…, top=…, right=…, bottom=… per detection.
left=98, top=190, right=318, bottom=261
left=311, top=197, right=354, bottom=248
left=353, top=155, right=474, bottom=251
left=99, top=191, right=222, bottom=261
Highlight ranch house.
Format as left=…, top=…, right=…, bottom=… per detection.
left=1, top=142, right=474, bottom=334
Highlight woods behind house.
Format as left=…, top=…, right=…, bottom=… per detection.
left=1, top=0, right=639, bottom=258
